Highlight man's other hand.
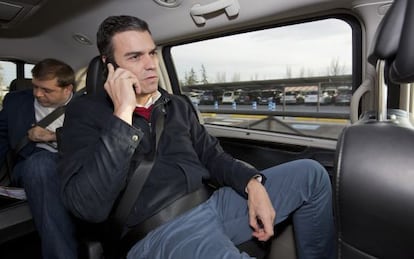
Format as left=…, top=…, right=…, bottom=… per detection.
left=246, top=178, right=276, bottom=241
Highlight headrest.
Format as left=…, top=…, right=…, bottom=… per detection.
left=9, top=78, right=33, bottom=92
left=85, top=56, right=106, bottom=95
left=367, top=0, right=407, bottom=66
left=367, top=0, right=414, bottom=84
left=389, top=0, right=414, bottom=83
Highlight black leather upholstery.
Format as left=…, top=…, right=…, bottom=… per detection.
left=85, top=56, right=105, bottom=95
left=389, top=0, right=414, bottom=83
left=9, top=78, right=33, bottom=92
left=334, top=0, right=414, bottom=258
left=0, top=78, right=36, bottom=245
left=335, top=122, right=414, bottom=258
left=367, top=0, right=406, bottom=66
left=367, top=0, right=414, bottom=84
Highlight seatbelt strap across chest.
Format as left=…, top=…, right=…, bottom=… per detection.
left=14, top=105, right=66, bottom=154
left=111, top=111, right=165, bottom=237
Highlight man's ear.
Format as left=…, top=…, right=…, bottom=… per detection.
left=66, top=84, right=74, bottom=93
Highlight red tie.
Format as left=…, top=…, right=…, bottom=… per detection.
left=134, top=105, right=153, bottom=121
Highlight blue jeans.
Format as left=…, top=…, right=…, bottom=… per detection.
left=127, top=159, right=335, bottom=259
left=12, top=149, right=78, bottom=259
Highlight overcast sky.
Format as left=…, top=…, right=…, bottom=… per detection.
left=171, top=18, right=352, bottom=83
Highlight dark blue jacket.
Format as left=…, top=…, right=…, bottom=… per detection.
left=0, top=89, right=36, bottom=165
left=58, top=89, right=259, bottom=224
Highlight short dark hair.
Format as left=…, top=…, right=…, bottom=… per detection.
left=31, top=58, right=75, bottom=88
left=96, top=15, right=151, bottom=61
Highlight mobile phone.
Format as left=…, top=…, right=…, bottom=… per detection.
left=103, top=57, right=136, bottom=91
left=103, top=56, right=119, bottom=79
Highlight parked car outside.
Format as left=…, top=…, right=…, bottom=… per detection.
left=296, top=93, right=305, bottom=104
left=304, top=91, right=332, bottom=105
left=280, top=91, right=299, bottom=104
left=199, top=90, right=215, bottom=104
left=324, top=88, right=338, bottom=103
left=222, top=90, right=241, bottom=104
left=258, top=90, right=282, bottom=105
left=237, top=91, right=253, bottom=105
left=335, top=87, right=352, bottom=105
left=187, top=92, right=201, bottom=105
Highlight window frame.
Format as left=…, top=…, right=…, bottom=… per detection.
left=161, top=13, right=362, bottom=140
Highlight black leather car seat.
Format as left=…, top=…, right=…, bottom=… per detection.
left=334, top=0, right=414, bottom=258
left=0, top=78, right=35, bottom=244
left=85, top=56, right=105, bottom=95
left=8, top=78, right=33, bottom=92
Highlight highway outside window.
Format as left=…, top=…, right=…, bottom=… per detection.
left=172, top=18, right=355, bottom=140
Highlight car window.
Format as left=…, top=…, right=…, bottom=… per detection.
left=169, top=17, right=358, bottom=140
left=24, top=64, right=34, bottom=78
left=0, top=61, right=35, bottom=105
left=0, top=61, right=17, bottom=92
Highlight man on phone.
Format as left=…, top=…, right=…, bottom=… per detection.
left=59, top=15, right=335, bottom=258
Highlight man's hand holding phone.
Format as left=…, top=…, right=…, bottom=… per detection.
left=104, top=63, right=139, bottom=125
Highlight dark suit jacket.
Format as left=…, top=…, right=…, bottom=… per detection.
left=59, top=89, right=259, bottom=223
left=0, top=89, right=36, bottom=165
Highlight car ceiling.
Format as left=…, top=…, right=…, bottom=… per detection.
left=0, top=0, right=370, bottom=70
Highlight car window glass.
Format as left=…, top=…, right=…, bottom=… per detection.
left=0, top=61, right=36, bottom=106
left=24, top=64, right=34, bottom=78
left=0, top=61, right=17, bottom=104
left=0, top=61, right=17, bottom=89
left=170, top=18, right=355, bottom=140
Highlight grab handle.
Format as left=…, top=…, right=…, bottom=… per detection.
left=190, top=0, right=240, bottom=25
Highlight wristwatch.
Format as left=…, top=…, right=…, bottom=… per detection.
left=253, top=174, right=263, bottom=183
left=246, top=173, right=267, bottom=193
left=253, top=174, right=266, bottom=185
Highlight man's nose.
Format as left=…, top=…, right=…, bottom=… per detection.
left=34, top=89, right=44, bottom=97
left=143, top=54, right=156, bottom=69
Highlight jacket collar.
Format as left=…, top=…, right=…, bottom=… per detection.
left=102, top=87, right=171, bottom=110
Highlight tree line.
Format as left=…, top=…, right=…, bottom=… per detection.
left=180, top=57, right=347, bottom=86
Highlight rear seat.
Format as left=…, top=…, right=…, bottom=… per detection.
left=0, top=198, right=34, bottom=244
left=9, top=78, right=33, bottom=92
left=0, top=78, right=35, bottom=245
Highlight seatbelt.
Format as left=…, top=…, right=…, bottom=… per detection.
left=112, top=96, right=199, bottom=231
left=14, top=90, right=87, bottom=155
left=0, top=105, right=66, bottom=186
left=36, top=105, right=67, bottom=128
left=116, top=97, right=213, bottom=255
left=120, top=186, right=212, bottom=252
left=13, top=105, right=67, bottom=154
left=111, top=111, right=165, bottom=238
